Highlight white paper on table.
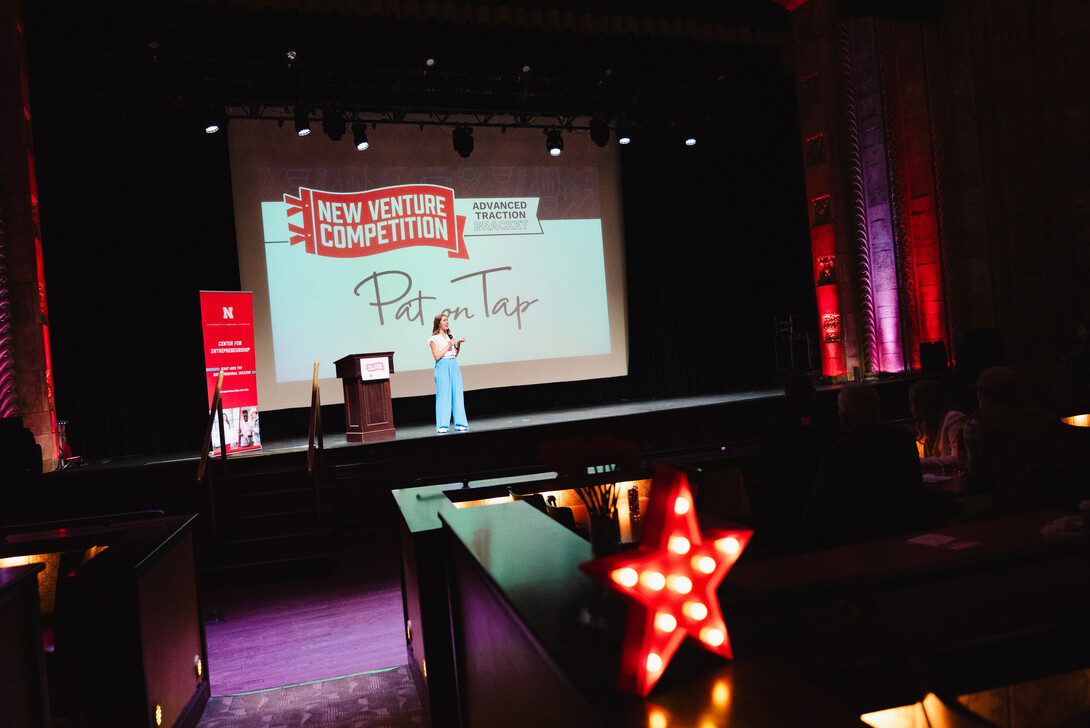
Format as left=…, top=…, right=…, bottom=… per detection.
left=907, top=533, right=958, bottom=547
left=908, top=533, right=982, bottom=550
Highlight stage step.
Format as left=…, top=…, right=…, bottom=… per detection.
left=214, top=507, right=335, bottom=540
left=198, top=529, right=339, bottom=588
left=206, top=466, right=318, bottom=497
left=198, top=464, right=341, bottom=587
left=213, top=487, right=324, bottom=520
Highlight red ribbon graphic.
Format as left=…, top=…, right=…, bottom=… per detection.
left=284, top=184, right=468, bottom=259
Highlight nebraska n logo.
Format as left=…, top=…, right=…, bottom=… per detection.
left=222, top=307, right=234, bottom=319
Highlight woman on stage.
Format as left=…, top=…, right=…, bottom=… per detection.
left=429, top=313, right=468, bottom=434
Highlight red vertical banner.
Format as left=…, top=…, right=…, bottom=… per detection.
left=200, top=291, right=261, bottom=453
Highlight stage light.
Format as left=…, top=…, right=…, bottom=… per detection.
left=546, top=128, right=563, bottom=156
left=617, top=123, right=632, bottom=145
left=589, top=117, right=610, bottom=147
left=685, top=134, right=697, bottom=147
left=294, top=106, right=311, bottom=136
left=452, top=126, right=474, bottom=158
left=203, top=105, right=225, bottom=134
left=322, top=110, right=346, bottom=142
left=352, top=122, right=369, bottom=151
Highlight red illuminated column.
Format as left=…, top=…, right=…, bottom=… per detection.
left=0, top=3, right=59, bottom=469
left=909, top=196, right=946, bottom=354
left=791, top=2, right=855, bottom=381
left=809, top=200, right=847, bottom=377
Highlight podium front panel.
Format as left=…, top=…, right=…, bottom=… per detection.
left=363, top=379, right=393, bottom=430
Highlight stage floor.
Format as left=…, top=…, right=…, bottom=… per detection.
left=87, top=388, right=787, bottom=471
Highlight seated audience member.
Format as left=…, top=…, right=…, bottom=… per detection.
left=807, top=383, right=928, bottom=549
left=961, top=366, right=1060, bottom=513
left=753, top=371, right=840, bottom=555
left=908, top=379, right=967, bottom=474
left=1, top=417, right=43, bottom=523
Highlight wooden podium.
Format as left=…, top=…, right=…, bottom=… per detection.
left=335, top=352, right=395, bottom=442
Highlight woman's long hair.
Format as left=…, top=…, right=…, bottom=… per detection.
left=431, top=313, right=451, bottom=336
left=909, top=379, right=953, bottom=457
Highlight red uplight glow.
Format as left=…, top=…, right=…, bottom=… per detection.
left=809, top=219, right=846, bottom=377
left=580, top=467, right=752, bottom=695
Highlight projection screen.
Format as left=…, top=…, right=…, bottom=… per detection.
left=228, top=120, right=629, bottom=411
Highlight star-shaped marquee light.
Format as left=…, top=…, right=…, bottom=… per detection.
left=579, top=467, right=752, bottom=696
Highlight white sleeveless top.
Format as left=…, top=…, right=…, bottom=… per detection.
left=429, top=333, right=457, bottom=359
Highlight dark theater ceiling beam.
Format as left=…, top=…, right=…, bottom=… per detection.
left=28, top=0, right=794, bottom=136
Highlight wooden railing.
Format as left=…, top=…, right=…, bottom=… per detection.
left=307, top=361, right=325, bottom=513
left=307, top=360, right=324, bottom=473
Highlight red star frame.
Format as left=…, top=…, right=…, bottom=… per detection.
left=580, top=467, right=752, bottom=695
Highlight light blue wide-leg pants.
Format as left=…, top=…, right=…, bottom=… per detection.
left=434, top=357, right=467, bottom=431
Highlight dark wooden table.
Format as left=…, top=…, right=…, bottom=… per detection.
left=723, top=509, right=1090, bottom=709
left=1, top=563, right=49, bottom=728
left=398, top=478, right=1090, bottom=726
left=440, top=500, right=871, bottom=727
left=1, top=514, right=208, bottom=728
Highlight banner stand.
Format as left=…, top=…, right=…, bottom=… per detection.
left=200, top=291, right=261, bottom=455
left=198, top=370, right=226, bottom=477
